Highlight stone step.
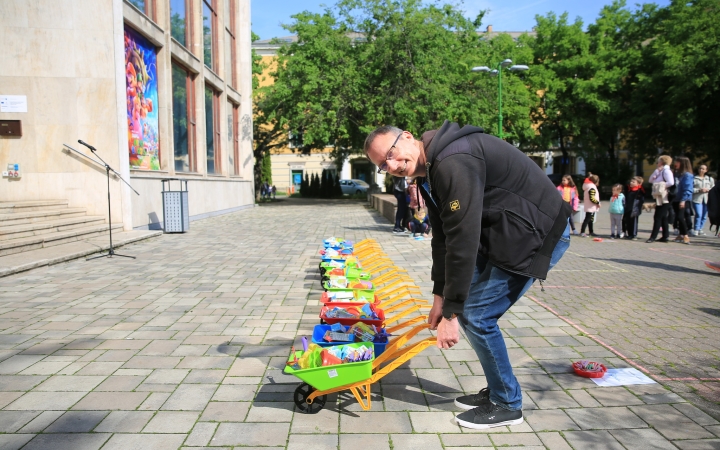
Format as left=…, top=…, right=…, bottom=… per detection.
left=0, top=208, right=88, bottom=226
left=0, top=223, right=124, bottom=257
left=0, top=215, right=108, bottom=241
left=0, top=200, right=69, bottom=214
left=0, top=229, right=163, bottom=278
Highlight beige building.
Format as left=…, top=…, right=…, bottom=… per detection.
left=0, top=0, right=254, bottom=230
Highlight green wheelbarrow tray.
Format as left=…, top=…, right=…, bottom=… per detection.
left=283, top=342, right=374, bottom=391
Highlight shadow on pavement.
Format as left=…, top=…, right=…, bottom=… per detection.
left=594, top=258, right=716, bottom=276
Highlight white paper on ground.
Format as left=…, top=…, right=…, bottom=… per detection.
left=592, top=368, right=656, bottom=386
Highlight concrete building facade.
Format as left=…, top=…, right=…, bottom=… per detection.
left=0, top=0, right=254, bottom=230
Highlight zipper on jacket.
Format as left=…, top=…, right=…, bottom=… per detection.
left=504, top=209, right=537, bottom=233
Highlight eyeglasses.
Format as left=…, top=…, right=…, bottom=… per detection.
left=377, top=132, right=403, bottom=174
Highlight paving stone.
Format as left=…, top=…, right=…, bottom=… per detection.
left=33, top=375, right=105, bottom=392
left=5, top=391, right=85, bottom=410
left=21, top=433, right=111, bottom=450
left=212, top=422, right=290, bottom=446
left=290, top=406, right=339, bottom=434
left=390, top=433, right=443, bottom=450
left=340, top=434, right=391, bottom=450
left=0, top=375, right=47, bottom=391
left=609, top=428, right=678, bottom=449
left=93, top=375, right=145, bottom=391
left=415, top=369, right=462, bottom=393
left=526, top=390, right=580, bottom=409
left=537, top=431, right=573, bottom=450
left=288, top=434, right=337, bottom=450
left=17, top=411, right=64, bottom=433
left=145, top=369, right=189, bottom=384
left=382, top=384, right=429, bottom=411
left=184, top=369, right=225, bottom=384
left=673, top=403, right=719, bottom=426
left=161, top=384, right=217, bottom=410
left=94, top=411, right=154, bottom=432
left=211, top=385, right=256, bottom=402
left=0, top=356, right=44, bottom=375
left=184, top=422, right=218, bottom=446
left=71, top=391, right=148, bottom=410
left=566, top=407, right=648, bottom=430
left=340, top=411, right=412, bottom=433
left=525, top=409, right=581, bottom=432
left=408, top=411, right=460, bottom=433
left=629, top=405, right=715, bottom=440
left=101, top=433, right=186, bottom=450
left=199, top=401, right=250, bottom=422
left=244, top=401, right=293, bottom=422
left=563, top=430, right=626, bottom=450
left=674, top=440, right=720, bottom=450
left=0, top=411, right=40, bottom=433
left=143, top=411, right=199, bottom=433
left=0, top=434, right=34, bottom=450
left=489, top=432, right=543, bottom=447
left=440, top=434, right=492, bottom=447
left=44, top=411, right=107, bottom=433
left=587, top=386, right=645, bottom=406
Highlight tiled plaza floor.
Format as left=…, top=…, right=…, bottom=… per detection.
left=0, top=197, right=718, bottom=449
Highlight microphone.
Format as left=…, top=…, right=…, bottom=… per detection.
left=78, top=140, right=97, bottom=152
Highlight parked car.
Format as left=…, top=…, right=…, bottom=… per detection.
left=340, top=179, right=370, bottom=195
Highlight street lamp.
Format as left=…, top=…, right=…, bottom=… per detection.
left=471, top=59, right=529, bottom=140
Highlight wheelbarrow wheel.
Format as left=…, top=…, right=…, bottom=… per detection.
left=294, top=383, right=326, bottom=414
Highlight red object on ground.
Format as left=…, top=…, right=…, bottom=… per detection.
left=593, top=238, right=603, bottom=242
left=572, top=361, right=607, bottom=378
left=319, top=303, right=385, bottom=327
left=705, top=261, right=720, bottom=273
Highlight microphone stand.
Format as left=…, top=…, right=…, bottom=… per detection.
left=62, top=143, right=139, bottom=260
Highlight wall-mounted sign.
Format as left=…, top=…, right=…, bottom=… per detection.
left=0, top=96, right=27, bottom=113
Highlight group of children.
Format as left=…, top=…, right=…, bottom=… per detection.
left=557, top=174, right=646, bottom=239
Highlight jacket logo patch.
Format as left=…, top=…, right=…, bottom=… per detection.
left=450, top=200, right=460, bottom=211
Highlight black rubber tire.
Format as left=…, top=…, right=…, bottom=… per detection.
left=356, top=190, right=362, bottom=195
left=294, top=383, right=327, bottom=414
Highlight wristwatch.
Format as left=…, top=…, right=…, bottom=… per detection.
left=442, top=310, right=458, bottom=320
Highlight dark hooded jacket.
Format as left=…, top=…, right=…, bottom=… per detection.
left=418, top=121, right=571, bottom=317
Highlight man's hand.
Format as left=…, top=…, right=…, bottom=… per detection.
left=680, top=201, right=685, bottom=208
left=428, top=294, right=443, bottom=330
left=436, top=317, right=460, bottom=349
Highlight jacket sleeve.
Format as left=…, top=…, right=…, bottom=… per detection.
left=430, top=153, right=486, bottom=317
left=649, top=168, right=661, bottom=183
left=680, top=174, right=693, bottom=201
left=664, top=167, right=675, bottom=186
left=426, top=200, right=446, bottom=298
left=694, top=177, right=701, bottom=194
left=589, top=188, right=600, bottom=205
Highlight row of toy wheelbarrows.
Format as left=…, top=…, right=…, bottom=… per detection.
left=283, top=238, right=437, bottom=413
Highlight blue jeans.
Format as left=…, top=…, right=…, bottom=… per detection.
left=693, top=202, right=708, bottom=231
left=459, top=224, right=570, bottom=410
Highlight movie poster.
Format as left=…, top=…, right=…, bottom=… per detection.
left=124, top=26, right=159, bottom=170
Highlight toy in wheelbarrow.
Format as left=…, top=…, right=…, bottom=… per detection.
left=286, top=322, right=437, bottom=413
left=320, top=291, right=378, bottom=305
left=320, top=302, right=385, bottom=328
left=322, top=267, right=371, bottom=281
left=323, top=237, right=354, bottom=251
left=312, top=322, right=391, bottom=356
left=322, top=277, right=374, bottom=292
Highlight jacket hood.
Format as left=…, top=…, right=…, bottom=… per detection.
left=425, top=120, right=484, bottom=165
left=582, top=182, right=596, bottom=191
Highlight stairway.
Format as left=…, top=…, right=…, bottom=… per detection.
left=0, top=200, right=123, bottom=257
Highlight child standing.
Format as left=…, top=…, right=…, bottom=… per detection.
left=623, top=176, right=644, bottom=240
left=581, top=173, right=601, bottom=237
left=609, top=183, right=625, bottom=238
left=557, top=175, right=580, bottom=235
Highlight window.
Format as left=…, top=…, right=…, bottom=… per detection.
left=170, top=0, right=190, bottom=47
left=172, top=63, right=195, bottom=172
left=288, top=131, right=303, bottom=149
left=202, top=0, right=218, bottom=70
left=224, top=0, right=237, bottom=87
left=228, top=102, right=239, bottom=175
left=127, top=0, right=155, bottom=20
left=205, top=86, right=221, bottom=174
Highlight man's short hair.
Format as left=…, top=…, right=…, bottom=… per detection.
left=364, top=125, right=402, bottom=154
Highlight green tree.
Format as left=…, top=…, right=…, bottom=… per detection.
left=630, top=0, right=720, bottom=170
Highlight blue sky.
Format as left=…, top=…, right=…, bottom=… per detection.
left=251, top=0, right=671, bottom=40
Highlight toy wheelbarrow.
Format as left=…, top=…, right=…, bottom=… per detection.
left=284, top=321, right=436, bottom=413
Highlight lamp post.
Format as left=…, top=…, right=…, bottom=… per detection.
left=471, top=59, right=529, bottom=140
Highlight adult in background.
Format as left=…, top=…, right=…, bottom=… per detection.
left=672, top=157, right=694, bottom=244
left=691, top=164, right=715, bottom=236
left=647, top=155, right=675, bottom=243
left=391, top=175, right=408, bottom=233
left=364, top=122, right=571, bottom=430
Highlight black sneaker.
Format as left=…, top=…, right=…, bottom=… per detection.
left=392, top=227, right=404, bottom=234
left=454, top=387, right=491, bottom=410
left=455, top=402, right=523, bottom=429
